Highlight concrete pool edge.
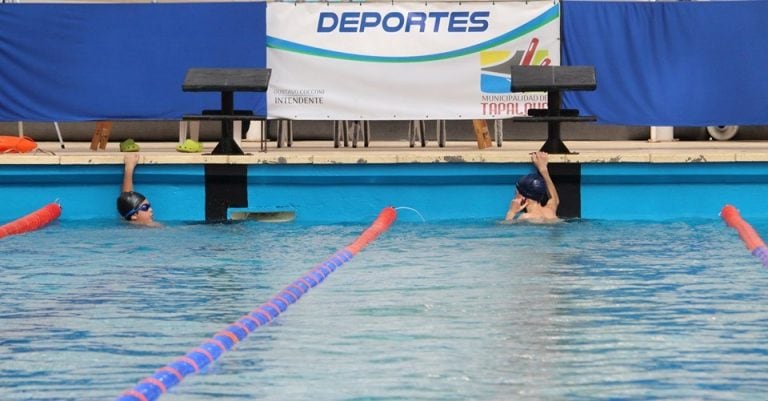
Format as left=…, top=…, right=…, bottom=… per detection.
left=5, top=140, right=768, bottom=165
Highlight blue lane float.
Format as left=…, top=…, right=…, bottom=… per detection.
left=116, top=206, right=398, bottom=401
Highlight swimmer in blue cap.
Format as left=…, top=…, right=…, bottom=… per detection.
left=505, top=151, right=560, bottom=223
left=117, top=154, right=159, bottom=227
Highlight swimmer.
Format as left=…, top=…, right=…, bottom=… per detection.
left=505, top=151, right=560, bottom=223
left=116, top=154, right=160, bottom=227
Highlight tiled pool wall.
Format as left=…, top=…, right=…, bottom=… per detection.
left=1, top=162, right=767, bottom=223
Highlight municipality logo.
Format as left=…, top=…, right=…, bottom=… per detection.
left=480, top=38, right=552, bottom=93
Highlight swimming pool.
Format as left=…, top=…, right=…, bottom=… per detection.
left=2, top=215, right=768, bottom=400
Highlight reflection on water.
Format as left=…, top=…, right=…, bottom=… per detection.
left=2, top=218, right=768, bottom=400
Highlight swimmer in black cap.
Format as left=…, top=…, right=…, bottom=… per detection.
left=505, top=151, right=560, bottom=223
left=117, top=154, right=159, bottom=227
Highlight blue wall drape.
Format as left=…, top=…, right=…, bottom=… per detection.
left=2, top=2, right=767, bottom=126
left=0, top=3, right=266, bottom=122
left=562, top=0, right=768, bottom=126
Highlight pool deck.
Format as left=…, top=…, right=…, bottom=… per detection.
left=3, top=138, right=768, bottom=165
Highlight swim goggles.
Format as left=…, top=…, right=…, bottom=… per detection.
left=124, top=203, right=151, bottom=218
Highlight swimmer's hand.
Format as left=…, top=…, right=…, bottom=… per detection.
left=505, top=195, right=526, bottom=220
left=124, top=153, right=139, bottom=169
left=531, top=151, right=549, bottom=174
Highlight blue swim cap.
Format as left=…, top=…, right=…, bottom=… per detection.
left=516, top=173, right=548, bottom=204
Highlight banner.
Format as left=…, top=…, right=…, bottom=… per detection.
left=267, top=2, right=559, bottom=120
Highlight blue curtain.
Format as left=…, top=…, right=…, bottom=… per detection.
left=0, top=3, right=266, bottom=122
left=562, top=1, right=768, bottom=126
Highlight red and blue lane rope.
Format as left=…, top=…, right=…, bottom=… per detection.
left=116, top=206, right=398, bottom=401
left=721, top=204, right=768, bottom=267
left=0, top=201, right=61, bottom=239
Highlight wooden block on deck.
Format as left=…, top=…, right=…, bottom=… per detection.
left=472, top=120, right=493, bottom=149
left=90, top=121, right=112, bottom=151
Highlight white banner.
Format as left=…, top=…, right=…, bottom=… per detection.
left=267, top=2, right=559, bottom=120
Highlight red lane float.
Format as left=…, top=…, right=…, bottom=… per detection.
left=0, top=202, right=62, bottom=239
left=115, top=206, right=398, bottom=401
left=721, top=204, right=768, bottom=267
left=346, top=206, right=397, bottom=255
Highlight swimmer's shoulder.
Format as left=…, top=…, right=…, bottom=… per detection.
left=501, top=213, right=561, bottom=225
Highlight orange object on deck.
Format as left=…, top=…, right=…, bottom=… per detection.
left=0, top=202, right=62, bottom=239
left=90, top=121, right=112, bottom=151
left=0, top=135, right=37, bottom=153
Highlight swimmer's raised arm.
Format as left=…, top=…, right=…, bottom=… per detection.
left=122, top=154, right=139, bottom=193
left=531, top=152, right=559, bottom=213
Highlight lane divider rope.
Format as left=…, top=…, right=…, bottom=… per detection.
left=0, top=201, right=61, bottom=239
left=721, top=204, right=768, bottom=267
left=115, top=206, right=397, bottom=401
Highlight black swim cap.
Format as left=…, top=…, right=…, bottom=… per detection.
left=516, top=173, right=548, bottom=204
left=117, top=191, right=146, bottom=220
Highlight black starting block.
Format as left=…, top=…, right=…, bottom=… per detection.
left=510, top=66, right=597, bottom=154
left=182, top=68, right=271, bottom=155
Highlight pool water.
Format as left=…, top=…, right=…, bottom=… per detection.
left=2, top=215, right=768, bottom=400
